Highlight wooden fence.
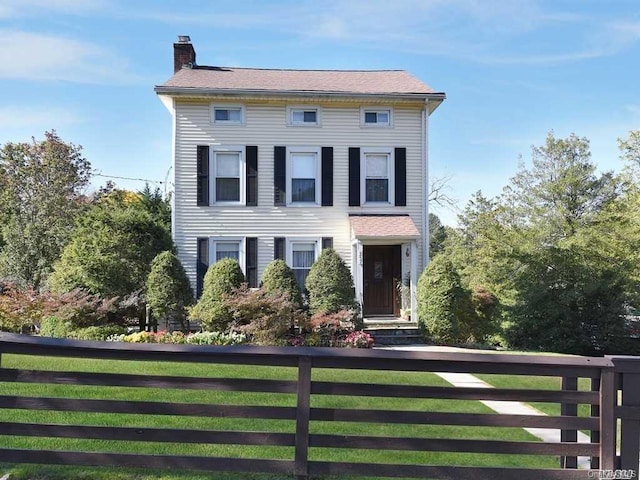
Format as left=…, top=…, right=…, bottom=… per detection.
left=0, top=332, right=637, bottom=479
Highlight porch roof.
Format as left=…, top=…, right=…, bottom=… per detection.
left=349, top=215, right=421, bottom=240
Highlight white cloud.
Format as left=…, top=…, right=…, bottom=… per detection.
left=0, top=105, right=81, bottom=132
left=0, top=30, right=143, bottom=84
left=0, top=0, right=107, bottom=18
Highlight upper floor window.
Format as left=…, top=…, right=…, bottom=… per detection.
left=287, top=106, right=321, bottom=126
left=287, top=147, right=321, bottom=205
left=361, top=107, right=392, bottom=127
left=212, top=146, right=245, bottom=204
left=361, top=148, right=394, bottom=205
left=211, top=104, right=245, bottom=125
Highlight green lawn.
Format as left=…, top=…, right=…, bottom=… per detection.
left=0, top=353, right=561, bottom=480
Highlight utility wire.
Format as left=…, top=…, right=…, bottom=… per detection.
left=93, top=172, right=167, bottom=185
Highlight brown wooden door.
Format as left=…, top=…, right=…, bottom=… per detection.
left=363, top=245, right=401, bottom=316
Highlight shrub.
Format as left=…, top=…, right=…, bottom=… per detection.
left=146, top=251, right=193, bottom=331
left=305, top=248, right=358, bottom=317
left=185, top=331, right=246, bottom=346
left=0, top=284, right=57, bottom=333
left=417, top=256, right=472, bottom=344
left=261, top=259, right=303, bottom=308
left=115, top=330, right=246, bottom=345
left=40, top=316, right=71, bottom=338
left=307, top=309, right=359, bottom=347
left=189, top=258, right=245, bottom=331
left=68, top=325, right=127, bottom=341
left=343, top=330, right=375, bottom=348
left=226, top=285, right=307, bottom=346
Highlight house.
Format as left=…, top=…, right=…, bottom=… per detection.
left=155, top=36, right=445, bottom=321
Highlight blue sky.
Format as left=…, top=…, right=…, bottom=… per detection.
left=1, top=0, right=639, bottom=225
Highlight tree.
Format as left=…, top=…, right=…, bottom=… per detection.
left=305, top=248, right=358, bottom=315
left=428, top=213, right=447, bottom=259
left=417, top=255, right=472, bottom=344
left=261, top=259, right=303, bottom=308
left=189, top=258, right=245, bottom=331
left=146, top=251, right=193, bottom=331
left=49, top=202, right=173, bottom=298
left=0, top=131, right=91, bottom=289
left=138, top=183, right=171, bottom=232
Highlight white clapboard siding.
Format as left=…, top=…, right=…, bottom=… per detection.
left=172, top=99, right=427, bottom=289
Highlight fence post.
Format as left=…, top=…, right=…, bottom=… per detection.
left=600, top=368, right=616, bottom=471
left=618, top=363, right=640, bottom=475
left=590, top=377, right=600, bottom=470
left=295, top=355, right=312, bottom=480
left=560, top=376, right=578, bottom=469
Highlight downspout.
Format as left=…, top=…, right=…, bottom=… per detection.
left=422, top=100, right=429, bottom=270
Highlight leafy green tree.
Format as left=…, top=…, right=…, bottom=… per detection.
left=261, top=259, right=303, bottom=308
left=417, top=255, right=472, bottom=344
left=428, top=213, right=447, bottom=259
left=146, top=251, right=193, bottom=331
left=49, top=203, right=173, bottom=298
left=138, top=183, right=171, bottom=233
left=0, top=131, right=91, bottom=289
left=305, top=248, right=358, bottom=316
left=189, top=258, right=245, bottom=331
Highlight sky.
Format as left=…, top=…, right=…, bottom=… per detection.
left=1, top=0, right=639, bottom=226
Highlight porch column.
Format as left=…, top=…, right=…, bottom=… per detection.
left=410, top=240, right=418, bottom=321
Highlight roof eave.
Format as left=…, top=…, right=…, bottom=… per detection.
left=154, top=86, right=446, bottom=104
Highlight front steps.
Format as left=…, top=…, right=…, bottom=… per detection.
left=364, top=317, right=423, bottom=345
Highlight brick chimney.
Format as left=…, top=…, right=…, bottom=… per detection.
left=173, top=35, right=196, bottom=73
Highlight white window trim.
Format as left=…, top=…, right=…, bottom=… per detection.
left=286, top=146, right=321, bottom=206
left=286, top=237, right=321, bottom=280
left=209, top=237, right=246, bottom=275
left=360, top=106, right=393, bottom=128
left=361, top=147, right=394, bottom=206
left=210, top=145, right=245, bottom=206
left=286, top=105, right=322, bottom=127
left=211, top=103, right=246, bottom=125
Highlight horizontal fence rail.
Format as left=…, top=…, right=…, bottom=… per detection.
left=0, top=332, right=628, bottom=480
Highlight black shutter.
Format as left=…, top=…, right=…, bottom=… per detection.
left=246, top=237, right=258, bottom=288
left=274, top=237, right=285, bottom=260
left=196, top=237, right=209, bottom=297
left=348, top=147, right=360, bottom=206
left=274, top=146, right=286, bottom=206
left=321, top=147, right=333, bottom=206
left=322, top=237, right=333, bottom=250
left=197, top=145, right=209, bottom=206
left=394, top=147, right=407, bottom=207
left=246, top=146, right=258, bottom=206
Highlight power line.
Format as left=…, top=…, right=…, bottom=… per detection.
left=93, top=171, right=167, bottom=185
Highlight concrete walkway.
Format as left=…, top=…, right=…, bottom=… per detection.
left=381, top=345, right=591, bottom=469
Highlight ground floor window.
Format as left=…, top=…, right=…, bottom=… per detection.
left=287, top=240, right=320, bottom=291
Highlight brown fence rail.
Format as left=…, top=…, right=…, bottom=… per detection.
left=0, top=332, right=631, bottom=480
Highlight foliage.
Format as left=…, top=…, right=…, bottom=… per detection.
left=429, top=213, right=447, bottom=259
left=226, top=284, right=307, bottom=346
left=619, top=130, right=640, bottom=177
left=305, top=248, right=358, bottom=316
left=0, top=283, right=57, bottom=333
left=40, top=316, right=71, bottom=338
left=146, top=251, right=193, bottom=331
left=343, top=330, right=375, bottom=348
left=260, top=259, right=303, bottom=308
left=417, top=256, right=472, bottom=344
left=305, top=309, right=360, bottom=347
left=68, top=325, right=127, bottom=341
left=189, top=258, right=245, bottom=331
left=0, top=131, right=91, bottom=290
left=49, top=202, right=173, bottom=298
left=113, top=330, right=246, bottom=345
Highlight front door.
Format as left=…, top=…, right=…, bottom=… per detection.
left=363, top=245, right=401, bottom=316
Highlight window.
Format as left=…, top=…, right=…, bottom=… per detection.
left=210, top=238, right=244, bottom=270
left=287, top=147, right=321, bottom=205
left=361, top=148, right=394, bottom=204
left=212, top=146, right=244, bottom=204
left=287, top=106, right=320, bottom=126
left=361, top=107, right=392, bottom=127
left=211, top=104, right=245, bottom=124
left=287, top=240, right=320, bottom=291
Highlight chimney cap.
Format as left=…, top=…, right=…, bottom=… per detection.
left=177, top=35, right=191, bottom=44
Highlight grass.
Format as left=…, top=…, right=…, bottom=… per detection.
left=0, top=353, right=561, bottom=479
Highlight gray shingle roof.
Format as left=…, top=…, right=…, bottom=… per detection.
left=159, top=66, right=438, bottom=96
